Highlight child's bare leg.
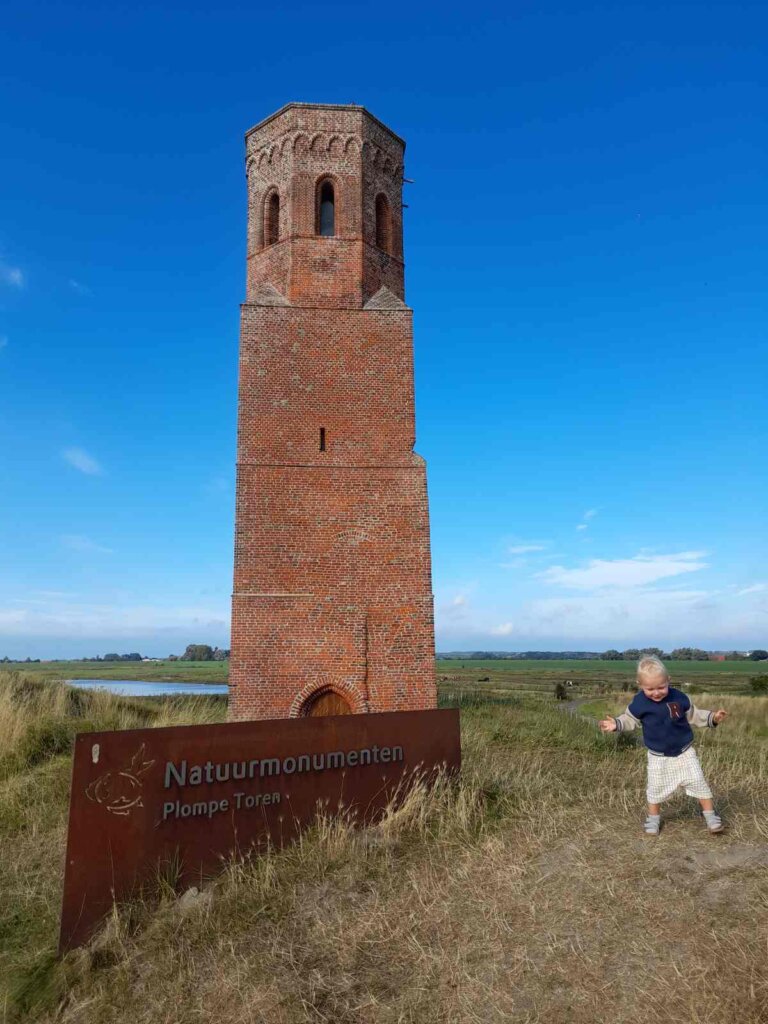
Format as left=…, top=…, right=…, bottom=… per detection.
left=699, top=798, right=714, bottom=812
left=648, top=802, right=661, bottom=815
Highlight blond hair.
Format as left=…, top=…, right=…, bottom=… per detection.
left=637, top=654, right=669, bottom=683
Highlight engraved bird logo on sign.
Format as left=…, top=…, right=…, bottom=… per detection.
left=86, top=744, right=155, bottom=817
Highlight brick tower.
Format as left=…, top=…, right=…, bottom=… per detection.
left=229, top=103, right=436, bottom=721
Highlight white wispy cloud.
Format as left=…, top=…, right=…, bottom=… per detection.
left=0, top=609, right=27, bottom=629
left=477, top=586, right=727, bottom=647
left=68, top=279, right=92, bottom=296
left=436, top=582, right=480, bottom=625
left=62, top=447, right=103, bottom=475
left=536, top=551, right=708, bottom=590
left=437, top=552, right=765, bottom=649
left=61, top=534, right=113, bottom=555
left=490, top=622, right=515, bottom=636
left=0, top=600, right=228, bottom=638
left=436, top=580, right=767, bottom=648
left=438, top=592, right=470, bottom=622
left=576, top=508, right=598, bottom=531
left=0, top=262, right=24, bottom=288
left=508, top=544, right=546, bottom=555
left=501, top=541, right=550, bottom=568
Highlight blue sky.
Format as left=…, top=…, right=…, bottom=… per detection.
left=1, top=0, right=766, bottom=658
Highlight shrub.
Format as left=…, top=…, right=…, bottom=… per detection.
left=750, top=676, right=768, bottom=694
left=16, top=717, right=77, bottom=768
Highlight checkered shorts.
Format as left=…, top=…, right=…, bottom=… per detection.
left=646, top=746, right=713, bottom=803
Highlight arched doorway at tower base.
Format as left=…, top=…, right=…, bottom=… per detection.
left=303, top=689, right=353, bottom=717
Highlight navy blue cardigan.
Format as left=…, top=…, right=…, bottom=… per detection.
left=614, top=687, right=717, bottom=756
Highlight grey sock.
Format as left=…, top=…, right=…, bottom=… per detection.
left=644, top=813, right=661, bottom=834
left=703, top=810, right=722, bottom=829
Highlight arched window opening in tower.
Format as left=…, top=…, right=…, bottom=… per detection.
left=318, top=181, right=335, bottom=236
left=375, top=194, right=392, bottom=252
left=265, top=191, right=280, bottom=247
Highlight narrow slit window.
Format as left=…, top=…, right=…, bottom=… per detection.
left=318, top=181, right=335, bottom=236
left=265, top=191, right=280, bottom=246
left=319, top=427, right=326, bottom=451
left=375, top=194, right=391, bottom=252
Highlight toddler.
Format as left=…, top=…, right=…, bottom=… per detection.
left=599, top=655, right=728, bottom=835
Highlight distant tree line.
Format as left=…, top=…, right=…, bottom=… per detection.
left=600, top=647, right=715, bottom=661
left=5, top=646, right=764, bottom=664
left=174, top=645, right=230, bottom=662
left=1, top=645, right=232, bottom=663
left=437, top=651, right=604, bottom=660
left=600, top=647, right=666, bottom=661
left=592, top=648, right=765, bottom=662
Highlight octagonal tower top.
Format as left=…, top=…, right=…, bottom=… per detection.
left=244, top=103, right=407, bottom=309
left=245, top=102, right=406, bottom=148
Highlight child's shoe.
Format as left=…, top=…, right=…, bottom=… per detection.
left=703, top=810, right=724, bottom=834
left=643, top=814, right=661, bottom=836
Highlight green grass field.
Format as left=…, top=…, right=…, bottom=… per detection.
left=438, top=657, right=760, bottom=676
left=15, top=657, right=763, bottom=694
left=13, top=660, right=229, bottom=683
left=437, top=657, right=763, bottom=701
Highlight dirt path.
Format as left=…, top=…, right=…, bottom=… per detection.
left=561, top=695, right=599, bottom=719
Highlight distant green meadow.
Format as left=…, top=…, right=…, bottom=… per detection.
left=11, top=656, right=762, bottom=696
left=436, top=657, right=762, bottom=698
left=436, top=658, right=759, bottom=676
left=14, top=660, right=229, bottom=683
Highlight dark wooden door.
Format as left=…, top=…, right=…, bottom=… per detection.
left=306, top=691, right=353, bottom=717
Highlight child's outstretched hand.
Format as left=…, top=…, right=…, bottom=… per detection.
left=713, top=709, right=728, bottom=724
left=599, top=717, right=617, bottom=732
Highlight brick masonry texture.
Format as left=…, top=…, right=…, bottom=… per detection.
left=229, top=103, right=437, bottom=721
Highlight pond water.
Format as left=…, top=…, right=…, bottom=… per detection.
left=67, top=679, right=228, bottom=697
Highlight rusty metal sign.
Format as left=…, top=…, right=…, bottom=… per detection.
left=60, top=709, right=460, bottom=951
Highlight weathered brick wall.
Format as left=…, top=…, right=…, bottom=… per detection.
left=236, top=306, right=417, bottom=464
left=230, top=104, right=436, bottom=721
